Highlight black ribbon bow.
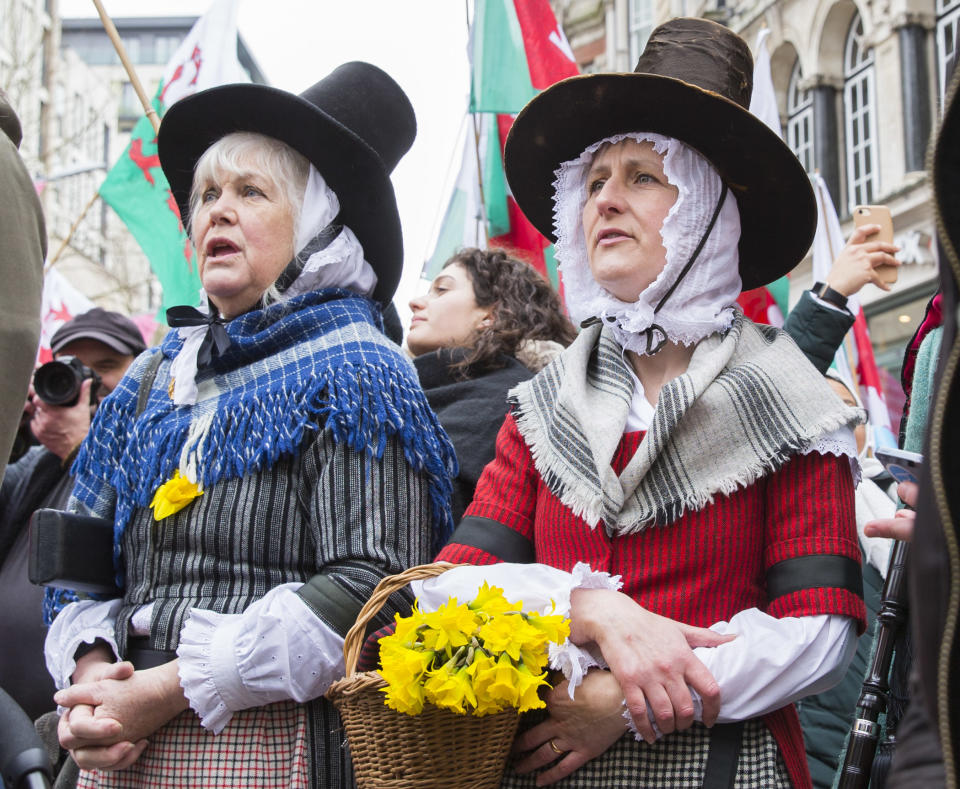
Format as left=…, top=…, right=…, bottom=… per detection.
left=166, top=306, right=232, bottom=368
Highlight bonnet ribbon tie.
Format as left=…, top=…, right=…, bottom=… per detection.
left=274, top=221, right=344, bottom=293
left=653, top=182, right=729, bottom=315
left=166, top=306, right=232, bottom=367
left=640, top=183, right=729, bottom=354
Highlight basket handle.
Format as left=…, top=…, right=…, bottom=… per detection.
left=342, top=561, right=463, bottom=676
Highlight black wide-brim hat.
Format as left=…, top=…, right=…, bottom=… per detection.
left=504, top=17, right=816, bottom=291
left=158, top=61, right=416, bottom=305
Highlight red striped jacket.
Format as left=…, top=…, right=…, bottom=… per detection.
left=436, top=413, right=867, bottom=789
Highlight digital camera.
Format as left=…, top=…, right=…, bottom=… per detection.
left=33, top=356, right=101, bottom=406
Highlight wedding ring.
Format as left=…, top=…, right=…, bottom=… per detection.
left=548, top=738, right=564, bottom=755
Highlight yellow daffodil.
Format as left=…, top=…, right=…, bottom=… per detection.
left=466, top=650, right=498, bottom=698
left=469, top=582, right=522, bottom=616
left=419, top=599, right=478, bottom=652
left=150, top=471, right=202, bottom=521
left=482, top=653, right=521, bottom=708
left=379, top=641, right=434, bottom=687
left=525, top=610, right=571, bottom=645
left=382, top=678, right=426, bottom=715
left=393, top=603, right=428, bottom=642
left=478, top=614, right=544, bottom=663
left=515, top=663, right=551, bottom=712
left=424, top=664, right=477, bottom=715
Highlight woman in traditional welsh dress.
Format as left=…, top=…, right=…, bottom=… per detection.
left=435, top=19, right=867, bottom=788
left=43, top=62, right=455, bottom=788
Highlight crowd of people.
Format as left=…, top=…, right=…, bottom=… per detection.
left=1, top=14, right=958, bottom=789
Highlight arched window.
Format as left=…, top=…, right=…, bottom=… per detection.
left=843, top=14, right=879, bottom=211
left=787, top=60, right=814, bottom=173
left=937, top=0, right=960, bottom=106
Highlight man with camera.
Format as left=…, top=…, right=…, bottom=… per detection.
left=0, top=308, right=145, bottom=723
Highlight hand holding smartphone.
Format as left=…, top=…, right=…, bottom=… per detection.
left=853, top=205, right=897, bottom=286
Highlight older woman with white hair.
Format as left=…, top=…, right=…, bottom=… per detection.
left=436, top=19, right=867, bottom=788
left=42, top=62, right=455, bottom=788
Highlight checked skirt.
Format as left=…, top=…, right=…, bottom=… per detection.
left=500, top=718, right=791, bottom=788
left=75, top=700, right=309, bottom=789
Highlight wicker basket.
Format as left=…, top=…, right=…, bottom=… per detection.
left=326, top=562, right=520, bottom=788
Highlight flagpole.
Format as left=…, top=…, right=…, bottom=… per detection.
left=45, top=190, right=102, bottom=270
left=91, top=0, right=160, bottom=135
left=48, top=2, right=161, bottom=270
left=472, top=114, right=490, bottom=246
left=466, top=0, right=489, bottom=246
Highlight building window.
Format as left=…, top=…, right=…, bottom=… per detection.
left=787, top=60, right=814, bottom=173
left=120, top=35, right=142, bottom=64
left=154, top=34, right=183, bottom=65
left=628, top=0, right=654, bottom=65
left=937, top=0, right=960, bottom=106
left=118, top=82, right=139, bottom=132
left=843, top=14, right=879, bottom=212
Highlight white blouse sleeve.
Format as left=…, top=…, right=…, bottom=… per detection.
left=45, top=598, right=123, bottom=689
left=693, top=608, right=858, bottom=720
left=177, top=582, right=345, bottom=734
left=621, top=609, right=858, bottom=738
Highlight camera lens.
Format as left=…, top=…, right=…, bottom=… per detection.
left=34, top=360, right=84, bottom=406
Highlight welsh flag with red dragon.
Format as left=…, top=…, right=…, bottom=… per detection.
left=98, top=0, right=247, bottom=313
left=425, top=0, right=578, bottom=288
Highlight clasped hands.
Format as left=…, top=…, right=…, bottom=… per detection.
left=55, top=646, right=188, bottom=771
left=511, top=588, right=733, bottom=786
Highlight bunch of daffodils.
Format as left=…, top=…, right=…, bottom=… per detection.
left=378, top=581, right=569, bottom=717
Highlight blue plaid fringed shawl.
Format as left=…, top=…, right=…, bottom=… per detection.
left=44, top=289, right=457, bottom=622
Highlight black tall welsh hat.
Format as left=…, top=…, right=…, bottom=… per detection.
left=158, top=61, right=416, bottom=304
left=504, top=17, right=816, bottom=290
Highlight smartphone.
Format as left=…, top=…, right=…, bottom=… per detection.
left=875, top=447, right=923, bottom=485
left=853, top=204, right=897, bottom=286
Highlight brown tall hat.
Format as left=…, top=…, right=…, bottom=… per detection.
left=504, top=17, right=816, bottom=290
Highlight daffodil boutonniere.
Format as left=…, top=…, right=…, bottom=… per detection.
left=150, top=471, right=203, bottom=520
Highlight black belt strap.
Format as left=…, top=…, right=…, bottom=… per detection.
left=703, top=720, right=745, bottom=789
left=135, top=352, right=164, bottom=417
left=767, top=554, right=864, bottom=602
left=125, top=637, right=176, bottom=671
left=446, top=516, right=535, bottom=563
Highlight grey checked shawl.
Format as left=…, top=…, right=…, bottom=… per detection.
left=509, top=312, right=862, bottom=534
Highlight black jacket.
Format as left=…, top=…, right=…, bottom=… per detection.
left=414, top=351, right=532, bottom=525
left=782, top=290, right=855, bottom=374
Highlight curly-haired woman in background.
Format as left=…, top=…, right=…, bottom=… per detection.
left=407, top=247, right=576, bottom=521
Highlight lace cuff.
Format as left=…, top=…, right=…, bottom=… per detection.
left=44, top=599, right=122, bottom=689
left=803, top=423, right=862, bottom=485
left=177, top=607, right=239, bottom=734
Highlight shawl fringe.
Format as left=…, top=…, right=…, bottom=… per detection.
left=509, top=313, right=862, bottom=533
left=72, top=290, right=457, bottom=575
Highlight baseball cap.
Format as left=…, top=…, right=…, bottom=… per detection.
left=51, top=308, right=148, bottom=357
